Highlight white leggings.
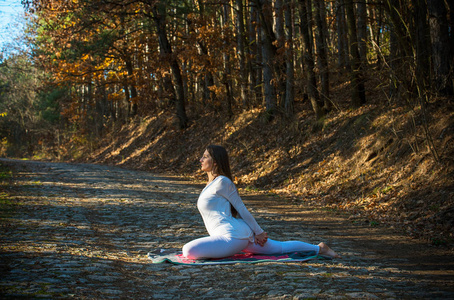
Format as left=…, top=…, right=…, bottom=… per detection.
left=182, top=235, right=320, bottom=259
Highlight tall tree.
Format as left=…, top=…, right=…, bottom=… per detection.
left=427, top=0, right=452, bottom=95
left=314, top=0, right=330, bottom=111
left=356, top=0, right=368, bottom=63
left=385, top=0, right=409, bottom=99
left=254, top=0, right=278, bottom=119
left=412, top=0, right=431, bottom=96
left=336, top=0, right=349, bottom=71
left=299, top=0, right=324, bottom=119
left=284, top=0, right=294, bottom=116
left=235, top=0, right=248, bottom=108
left=274, top=0, right=287, bottom=109
left=368, top=0, right=384, bottom=67
left=191, top=0, right=217, bottom=107
left=345, top=0, right=366, bottom=107
left=221, top=3, right=234, bottom=117
left=152, top=1, right=188, bottom=128
left=249, top=2, right=262, bottom=105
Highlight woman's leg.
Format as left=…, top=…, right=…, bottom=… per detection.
left=243, top=238, right=320, bottom=255
left=182, top=235, right=249, bottom=259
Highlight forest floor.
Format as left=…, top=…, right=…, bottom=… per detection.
left=1, top=158, right=454, bottom=299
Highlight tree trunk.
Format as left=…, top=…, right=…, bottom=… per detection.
left=413, top=0, right=431, bottom=96
left=319, top=0, right=331, bottom=56
left=284, top=0, right=294, bottom=115
left=356, top=0, right=368, bottom=63
left=254, top=0, right=278, bottom=119
left=97, top=78, right=108, bottom=135
left=162, top=74, right=176, bottom=108
left=427, top=0, right=452, bottom=95
left=388, top=15, right=399, bottom=99
left=125, top=58, right=138, bottom=116
left=345, top=0, right=366, bottom=107
left=152, top=2, right=188, bottom=129
left=171, top=61, right=188, bottom=128
left=314, top=0, right=330, bottom=111
left=448, top=0, right=454, bottom=77
left=385, top=0, right=408, bottom=100
left=249, top=1, right=261, bottom=106
left=122, top=76, right=130, bottom=122
left=198, top=41, right=217, bottom=106
left=236, top=0, right=248, bottom=108
left=368, top=1, right=384, bottom=67
left=246, top=3, right=262, bottom=105
left=299, top=0, right=324, bottom=119
left=274, top=0, right=286, bottom=108
left=336, top=0, right=349, bottom=71
left=222, top=4, right=233, bottom=117
left=306, top=0, right=314, bottom=51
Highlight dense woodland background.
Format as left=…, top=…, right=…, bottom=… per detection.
left=0, top=0, right=453, bottom=244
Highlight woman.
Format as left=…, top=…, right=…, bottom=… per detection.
left=182, top=145, right=340, bottom=259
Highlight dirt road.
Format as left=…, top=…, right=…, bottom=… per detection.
left=1, top=159, right=453, bottom=299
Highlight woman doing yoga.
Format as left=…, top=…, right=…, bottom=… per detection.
left=182, top=145, right=340, bottom=260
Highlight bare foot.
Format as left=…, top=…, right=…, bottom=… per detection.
left=318, top=242, right=341, bottom=259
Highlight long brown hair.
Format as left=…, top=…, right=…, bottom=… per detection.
left=206, top=145, right=238, bottom=217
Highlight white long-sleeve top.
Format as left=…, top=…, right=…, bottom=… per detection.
left=197, top=176, right=264, bottom=242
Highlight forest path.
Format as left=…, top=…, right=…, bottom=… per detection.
left=1, top=159, right=453, bottom=299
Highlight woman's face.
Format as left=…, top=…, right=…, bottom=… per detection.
left=200, top=150, right=215, bottom=173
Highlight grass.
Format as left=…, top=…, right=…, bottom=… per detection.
left=369, top=220, right=379, bottom=227
left=244, top=186, right=260, bottom=192
left=0, top=167, right=12, bottom=180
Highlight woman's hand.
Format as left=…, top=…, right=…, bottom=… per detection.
left=255, top=231, right=268, bottom=247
